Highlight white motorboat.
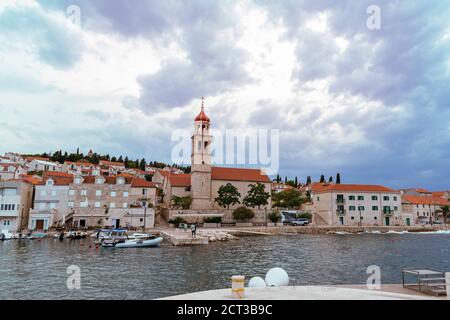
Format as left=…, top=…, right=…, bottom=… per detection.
left=0, top=229, right=14, bottom=240
left=128, top=232, right=151, bottom=240
left=115, top=236, right=163, bottom=248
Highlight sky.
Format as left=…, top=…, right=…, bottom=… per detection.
left=0, top=0, right=449, bottom=190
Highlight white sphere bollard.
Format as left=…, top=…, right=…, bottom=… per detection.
left=248, top=276, right=267, bottom=288
left=265, top=267, right=289, bottom=286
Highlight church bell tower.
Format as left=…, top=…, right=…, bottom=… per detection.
left=190, top=97, right=212, bottom=210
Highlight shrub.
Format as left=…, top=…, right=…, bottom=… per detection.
left=297, top=212, right=312, bottom=220
left=204, top=216, right=222, bottom=224
left=168, top=217, right=187, bottom=227
left=232, top=206, right=255, bottom=222
left=268, top=211, right=281, bottom=223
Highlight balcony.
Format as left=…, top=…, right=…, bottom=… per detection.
left=335, top=198, right=346, bottom=204
left=383, top=209, right=394, bottom=216
left=336, top=209, right=346, bottom=215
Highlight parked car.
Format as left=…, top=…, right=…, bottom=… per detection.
left=288, top=218, right=310, bottom=226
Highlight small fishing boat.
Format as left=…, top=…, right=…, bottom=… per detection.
left=0, top=229, right=14, bottom=240
left=115, top=236, right=163, bottom=248
left=97, top=229, right=129, bottom=247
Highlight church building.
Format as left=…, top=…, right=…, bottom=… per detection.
left=157, top=99, right=272, bottom=216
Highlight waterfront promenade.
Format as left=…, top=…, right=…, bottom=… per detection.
left=153, top=224, right=447, bottom=246
left=161, top=285, right=442, bottom=300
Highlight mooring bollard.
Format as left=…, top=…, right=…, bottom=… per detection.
left=445, top=272, right=450, bottom=298
left=231, top=275, right=245, bottom=299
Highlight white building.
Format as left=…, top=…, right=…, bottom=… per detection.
left=0, top=163, right=27, bottom=181
left=311, top=183, right=403, bottom=226
left=29, top=176, right=73, bottom=231
left=26, top=159, right=61, bottom=173
left=401, top=195, right=449, bottom=225
left=0, top=179, right=33, bottom=232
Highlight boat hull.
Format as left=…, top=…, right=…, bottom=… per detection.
left=114, top=237, right=163, bottom=248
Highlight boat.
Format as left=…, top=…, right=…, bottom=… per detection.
left=27, top=233, right=48, bottom=240
left=0, top=229, right=14, bottom=240
left=67, top=231, right=87, bottom=240
left=97, top=229, right=129, bottom=246
left=115, top=236, right=163, bottom=248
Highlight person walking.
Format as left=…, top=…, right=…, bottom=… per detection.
left=191, top=223, right=197, bottom=238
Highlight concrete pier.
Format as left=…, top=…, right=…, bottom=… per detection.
left=160, top=229, right=208, bottom=246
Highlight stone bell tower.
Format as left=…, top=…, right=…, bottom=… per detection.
left=190, top=97, right=212, bottom=210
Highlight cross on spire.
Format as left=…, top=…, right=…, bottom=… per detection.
left=201, top=96, right=205, bottom=111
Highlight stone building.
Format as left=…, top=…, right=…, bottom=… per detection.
left=157, top=99, right=272, bottom=223
left=311, top=183, right=403, bottom=226
left=0, top=179, right=33, bottom=232
left=66, top=174, right=157, bottom=229
left=401, top=195, right=449, bottom=225
left=29, top=176, right=73, bottom=231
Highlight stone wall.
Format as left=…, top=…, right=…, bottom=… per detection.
left=168, top=208, right=270, bottom=224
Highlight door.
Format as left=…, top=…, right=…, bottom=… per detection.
left=385, top=217, right=390, bottom=226
left=35, top=220, right=44, bottom=230
left=339, top=216, right=344, bottom=225
left=79, top=219, right=86, bottom=228
left=406, top=218, right=411, bottom=226
left=115, top=219, right=120, bottom=228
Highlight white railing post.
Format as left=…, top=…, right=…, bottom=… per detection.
left=445, top=272, right=450, bottom=298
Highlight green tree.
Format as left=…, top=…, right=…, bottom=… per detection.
left=328, top=176, right=333, bottom=183
left=306, top=176, right=312, bottom=185
left=139, top=158, right=146, bottom=171
left=232, top=206, right=255, bottom=221
left=171, top=195, right=192, bottom=209
left=438, top=205, right=449, bottom=224
left=336, top=173, right=341, bottom=184
left=268, top=211, right=281, bottom=223
left=294, top=177, right=298, bottom=187
left=319, top=175, right=325, bottom=183
left=272, top=189, right=306, bottom=209
left=214, top=183, right=241, bottom=209
left=243, top=183, right=270, bottom=209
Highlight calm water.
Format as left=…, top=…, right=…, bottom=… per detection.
left=1, top=233, right=450, bottom=299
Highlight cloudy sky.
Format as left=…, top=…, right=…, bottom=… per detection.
left=1, top=0, right=449, bottom=189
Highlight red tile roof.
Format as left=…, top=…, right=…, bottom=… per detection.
left=402, top=195, right=449, bottom=206
left=99, top=160, right=125, bottom=167
left=168, top=174, right=192, bottom=187
left=131, top=178, right=156, bottom=188
left=43, top=171, right=74, bottom=178
left=211, top=167, right=271, bottom=183
left=37, top=176, right=73, bottom=186
left=311, top=183, right=399, bottom=193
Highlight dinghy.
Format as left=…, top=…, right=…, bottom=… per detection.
left=115, top=236, right=163, bottom=248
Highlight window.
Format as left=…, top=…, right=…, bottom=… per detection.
left=357, top=196, right=364, bottom=201
left=358, top=206, right=365, bottom=211
left=81, top=190, right=87, bottom=196
left=95, top=202, right=101, bottom=208
left=394, top=206, right=398, bottom=211
left=142, top=188, right=147, bottom=195
left=96, top=190, right=102, bottom=196
left=383, top=196, right=389, bottom=201
left=69, top=190, right=75, bottom=196
left=110, top=202, right=116, bottom=208
left=68, top=202, right=74, bottom=208
left=0, top=204, right=3, bottom=210
left=117, top=178, right=125, bottom=185
left=40, top=190, right=47, bottom=196
left=46, top=180, right=54, bottom=186
left=123, top=191, right=129, bottom=198
left=349, top=206, right=356, bottom=211
left=374, top=217, right=377, bottom=220
left=351, top=216, right=355, bottom=220
left=371, top=196, right=378, bottom=201
left=51, top=190, right=57, bottom=196
left=372, top=206, right=379, bottom=211
left=393, top=196, right=398, bottom=201
left=317, top=197, right=320, bottom=201
left=111, top=191, right=116, bottom=197
left=95, top=178, right=103, bottom=184
left=75, top=178, right=81, bottom=184
left=80, top=201, right=88, bottom=208
left=349, top=195, right=355, bottom=200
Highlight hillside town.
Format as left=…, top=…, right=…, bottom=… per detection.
left=1, top=104, right=449, bottom=235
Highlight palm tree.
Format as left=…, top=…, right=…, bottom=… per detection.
left=438, top=205, right=449, bottom=224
